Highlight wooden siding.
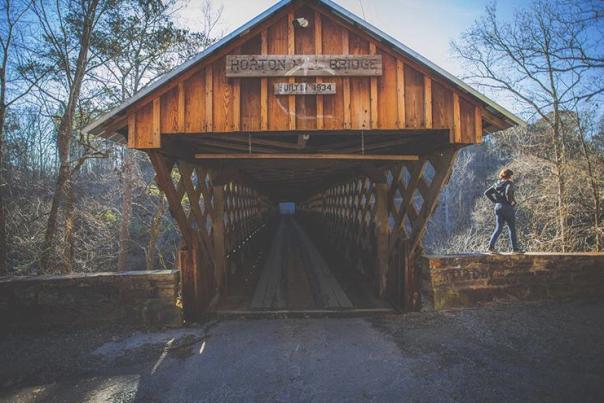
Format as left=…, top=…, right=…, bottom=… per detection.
left=126, top=3, right=483, bottom=149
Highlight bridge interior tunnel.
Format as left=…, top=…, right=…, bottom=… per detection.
left=151, top=131, right=457, bottom=320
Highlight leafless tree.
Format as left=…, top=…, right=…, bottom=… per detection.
left=451, top=0, right=601, bottom=251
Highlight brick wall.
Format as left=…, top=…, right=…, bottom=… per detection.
left=421, top=253, right=604, bottom=310
left=0, top=271, right=181, bottom=331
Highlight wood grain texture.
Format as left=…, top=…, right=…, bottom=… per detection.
left=453, top=92, right=461, bottom=143
left=205, top=67, right=213, bottom=132
left=475, top=105, right=483, bottom=143
left=288, top=10, right=296, bottom=130
left=315, top=10, right=324, bottom=130
left=295, top=6, right=316, bottom=130
left=267, top=18, right=290, bottom=131
left=424, top=76, right=432, bottom=129
left=369, top=42, right=378, bottom=129
left=396, top=60, right=405, bottom=128
left=404, top=64, right=424, bottom=128
left=260, top=30, right=268, bottom=131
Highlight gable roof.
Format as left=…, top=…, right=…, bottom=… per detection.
left=84, top=0, right=523, bottom=141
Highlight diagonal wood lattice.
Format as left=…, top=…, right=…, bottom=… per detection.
left=300, top=149, right=458, bottom=310
left=148, top=151, right=271, bottom=319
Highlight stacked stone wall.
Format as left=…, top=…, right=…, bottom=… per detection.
left=421, top=253, right=604, bottom=310
left=0, top=270, right=181, bottom=331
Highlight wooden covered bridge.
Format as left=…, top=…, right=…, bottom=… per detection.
left=85, top=0, right=521, bottom=320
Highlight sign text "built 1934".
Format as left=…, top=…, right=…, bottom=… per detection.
left=274, top=82, right=336, bottom=95
left=226, top=55, right=382, bottom=77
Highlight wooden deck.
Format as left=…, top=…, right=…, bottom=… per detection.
left=251, top=216, right=353, bottom=310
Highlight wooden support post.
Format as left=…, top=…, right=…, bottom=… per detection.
left=213, top=183, right=226, bottom=291
left=375, top=181, right=389, bottom=297
left=148, top=151, right=192, bottom=247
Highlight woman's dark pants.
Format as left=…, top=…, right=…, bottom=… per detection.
left=489, top=203, right=518, bottom=250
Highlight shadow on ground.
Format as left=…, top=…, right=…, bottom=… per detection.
left=1, top=299, right=604, bottom=402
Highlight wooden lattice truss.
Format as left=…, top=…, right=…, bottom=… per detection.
left=148, top=151, right=271, bottom=319
left=300, top=148, right=458, bottom=310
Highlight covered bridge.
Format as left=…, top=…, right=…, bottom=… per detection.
left=85, top=0, right=521, bottom=320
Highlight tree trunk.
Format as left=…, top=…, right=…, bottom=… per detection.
left=0, top=120, right=6, bottom=275
left=63, top=178, right=76, bottom=272
left=117, top=149, right=134, bottom=271
left=39, top=0, right=100, bottom=271
left=146, top=195, right=165, bottom=271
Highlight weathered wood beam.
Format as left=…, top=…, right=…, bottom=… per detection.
left=148, top=152, right=191, bottom=245
left=195, top=153, right=419, bottom=161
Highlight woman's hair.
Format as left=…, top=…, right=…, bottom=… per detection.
left=499, top=168, right=514, bottom=179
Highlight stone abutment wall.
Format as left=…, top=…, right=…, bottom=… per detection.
left=0, top=270, right=181, bottom=331
left=421, top=253, right=604, bottom=310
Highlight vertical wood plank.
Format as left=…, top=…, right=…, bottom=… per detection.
left=232, top=78, right=240, bottom=131
left=475, top=105, right=483, bottom=143
left=369, top=42, right=378, bottom=129
left=453, top=92, right=461, bottom=143
left=288, top=10, right=296, bottom=130
left=260, top=30, right=268, bottom=131
left=396, top=60, right=405, bottom=128
left=342, top=30, right=351, bottom=129
left=152, top=98, right=161, bottom=148
left=127, top=112, right=136, bottom=148
left=424, top=76, right=432, bottom=129
left=178, top=82, right=185, bottom=132
left=205, top=67, right=213, bottom=132
left=314, top=10, right=324, bottom=130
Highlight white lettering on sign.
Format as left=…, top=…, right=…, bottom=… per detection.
left=274, top=82, right=336, bottom=95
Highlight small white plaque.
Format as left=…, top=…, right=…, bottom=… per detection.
left=274, top=82, right=336, bottom=95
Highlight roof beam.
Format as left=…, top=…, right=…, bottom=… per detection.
left=195, top=153, right=419, bottom=161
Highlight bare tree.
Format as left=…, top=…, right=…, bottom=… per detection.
left=0, top=0, right=38, bottom=274
left=451, top=0, right=600, bottom=251
left=29, top=0, right=115, bottom=272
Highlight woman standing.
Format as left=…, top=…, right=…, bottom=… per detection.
left=484, top=169, right=522, bottom=253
